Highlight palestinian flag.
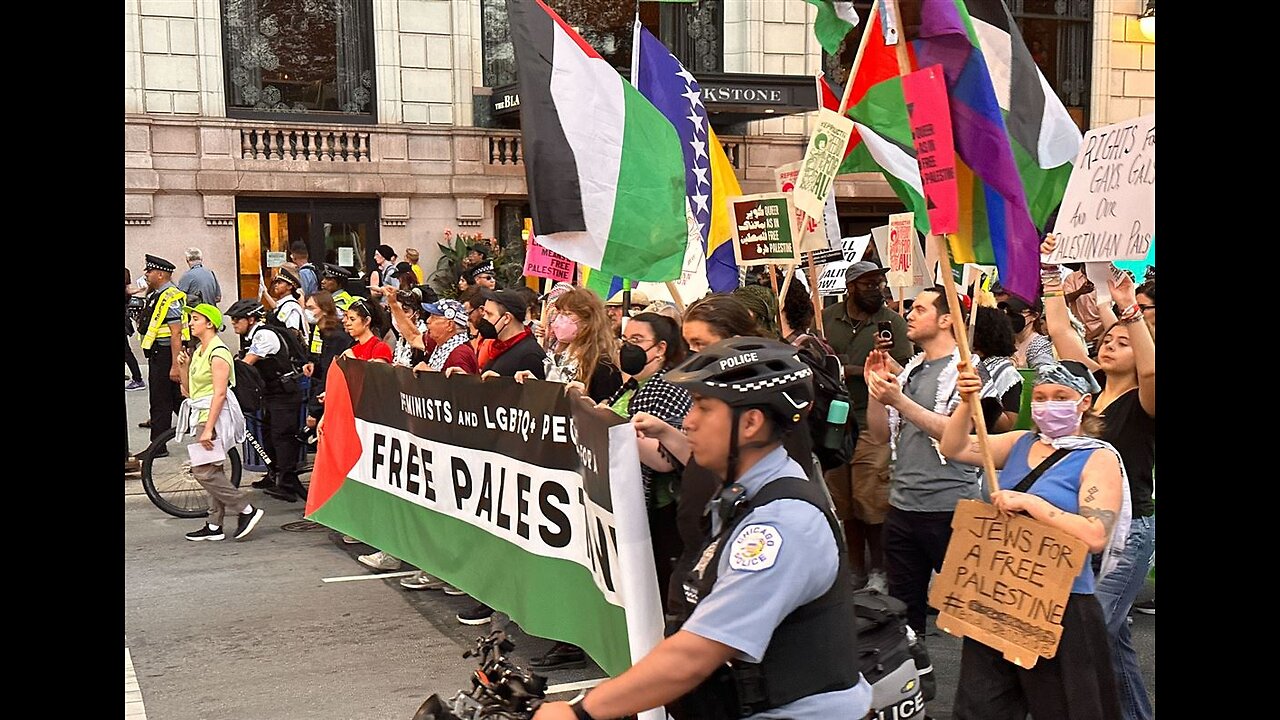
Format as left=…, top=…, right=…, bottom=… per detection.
left=806, top=0, right=862, bottom=55
left=833, top=7, right=932, bottom=236
left=509, top=0, right=688, bottom=284
left=307, top=359, right=665, bottom=686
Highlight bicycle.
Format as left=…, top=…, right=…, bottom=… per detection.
left=140, top=422, right=313, bottom=518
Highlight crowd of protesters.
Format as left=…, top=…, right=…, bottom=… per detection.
left=128, top=232, right=1154, bottom=719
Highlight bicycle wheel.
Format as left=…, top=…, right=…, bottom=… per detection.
left=141, top=428, right=244, bottom=518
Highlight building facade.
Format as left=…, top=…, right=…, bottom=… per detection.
left=124, top=0, right=1155, bottom=299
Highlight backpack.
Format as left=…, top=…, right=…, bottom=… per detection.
left=232, top=358, right=266, bottom=414
left=259, top=318, right=309, bottom=372
left=852, top=590, right=931, bottom=720
left=791, top=337, right=857, bottom=472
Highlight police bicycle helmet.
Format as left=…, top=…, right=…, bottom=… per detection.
left=666, top=337, right=815, bottom=485
left=226, top=299, right=266, bottom=319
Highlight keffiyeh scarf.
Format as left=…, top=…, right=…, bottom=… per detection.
left=888, top=348, right=963, bottom=463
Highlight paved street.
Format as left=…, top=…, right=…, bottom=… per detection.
left=124, top=385, right=1154, bottom=719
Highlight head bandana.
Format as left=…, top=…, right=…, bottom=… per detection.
left=1033, top=361, right=1101, bottom=396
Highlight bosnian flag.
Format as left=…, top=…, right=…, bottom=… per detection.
left=509, top=0, right=689, bottom=283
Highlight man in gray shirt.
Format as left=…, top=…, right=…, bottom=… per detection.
left=865, top=287, right=993, bottom=636
left=177, top=248, right=221, bottom=306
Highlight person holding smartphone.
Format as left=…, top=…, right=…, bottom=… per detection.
left=818, top=261, right=912, bottom=593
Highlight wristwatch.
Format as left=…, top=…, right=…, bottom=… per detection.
left=569, top=695, right=597, bottom=720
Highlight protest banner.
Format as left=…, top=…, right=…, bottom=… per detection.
left=793, top=108, right=856, bottom=226
left=1048, top=114, right=1155, bottom=263
left=523, top=237, right=576, bottom=283
left=902, top=64, right=960, bottom=235
left=306, top=359, right=664, bottom=696
left=928, top=499, right=1090, bottom=668
left=886, top=212, right=917, bottom=289
left=728, top=192, right=800, bottom=267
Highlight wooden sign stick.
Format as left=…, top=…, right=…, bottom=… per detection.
left=806, top=252, right=824, bottom=334
left=777, top=264, right=796, bottom=333
left=934, top=234, right=1000, bottom=497
left=768, top=263, right=779, bottom=296
left=665, top=281, right=686, bottom=315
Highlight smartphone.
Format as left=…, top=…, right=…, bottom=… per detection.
left=877, top=320, right=894, bottom=344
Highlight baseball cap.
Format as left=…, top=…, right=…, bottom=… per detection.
left=482, top=289, right=528, bottom=321
left=844, top=261, right=890, bottom=285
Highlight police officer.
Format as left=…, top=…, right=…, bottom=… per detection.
left=263, top=266, right=308, bottom=344
left=533, top=338, right=872, bottom=720
left=226, top=300, right=307, bottom=502
left=320, top=263, right=355, bottom=311
left=137, top=254, right=190, bottom=456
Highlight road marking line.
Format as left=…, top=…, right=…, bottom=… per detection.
left=546, top=678, right=607, bottom=694
left=322, top=571, right=418, bottom=583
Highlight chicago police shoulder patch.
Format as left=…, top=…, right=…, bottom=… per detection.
left=728, top=524, right=783, bottom=572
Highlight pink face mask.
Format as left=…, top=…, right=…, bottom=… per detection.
left=1030, top=400, right=1084, bottom=439
left=551, top=315, right=579, bottom=343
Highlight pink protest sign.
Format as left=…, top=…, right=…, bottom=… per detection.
left=902, top=64, right=959, bottom=236
left=523, top=238, right=575, bottom=283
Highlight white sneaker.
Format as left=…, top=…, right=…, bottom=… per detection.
left=341, top=535, right=362, bottom=545
left=442, top=585, right=466, bottom=596
left=866, top=571, right=888, bottom=595
left=358, top=551, right=402, bottom=571
left=400, top=571, right=446, bottom=591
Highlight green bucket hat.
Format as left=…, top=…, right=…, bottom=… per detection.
left=187, top=303, right=224, bottom=331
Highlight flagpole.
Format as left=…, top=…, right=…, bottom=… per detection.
left=884, top=0, right=999, bottom=497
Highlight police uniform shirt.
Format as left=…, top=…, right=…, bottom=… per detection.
left=682, top=445, right=873, bottom=719
left=246, top=324, right=282, bottom=358
left=148, top=281, right=185, bottom=341
left=275, top=297, right=306, bottom=334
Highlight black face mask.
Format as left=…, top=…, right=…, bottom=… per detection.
left=619, top=342, right=651, bottom=376
left=477, top=317, right=501, bottom=340
left=853, top=287, right=884, bottom=313
left=1006, top=311, right=1027, bottom=334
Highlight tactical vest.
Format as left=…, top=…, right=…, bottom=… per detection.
left=673, top=477, right=859, bottom=719
left=140, top=285, right=190, bottom=351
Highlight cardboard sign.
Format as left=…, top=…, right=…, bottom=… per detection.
left=817, top=261, right=853, bottom=297
left=775, top=161, right=834, bottom=253
left=873, top=224, right=928, bottom=300
left=266, top=252, right=287, bottom=268
left=728, top=193, right=800, bottom=267
left=902, top=64, right=959, bottom=235
left=886, top=213, right=916, bottom=288
left=929, top=499, right=1090, bottom=668
left=523, top=237, right=576, bottom=283
left=793, top=108, right=856, bottom=224
left=1048, top=114, right=1155, bottom=263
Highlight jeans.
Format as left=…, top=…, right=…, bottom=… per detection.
left=1094, top=514, right=1155, bottom=720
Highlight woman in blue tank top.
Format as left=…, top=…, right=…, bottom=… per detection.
left=938, top=360, right=1124, bottom=720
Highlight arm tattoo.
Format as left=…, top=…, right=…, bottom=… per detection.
left=1084, top=485, right=1098, bottom=503
left=1079, top=506, right=1117, bottom=538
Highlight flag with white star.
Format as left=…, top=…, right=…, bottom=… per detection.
left=633, top=24, right=740, bottom=292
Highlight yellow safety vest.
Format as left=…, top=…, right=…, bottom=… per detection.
left=332, top=290, right=354, bottom=311
left=310, top=324, right=323, bottom=355
left=140, top=286, right=190, bottom=350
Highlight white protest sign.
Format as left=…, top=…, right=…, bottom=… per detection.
left=874, top=223, right=930, bottom=301
left=842, top=234, right=872, bottom=263
left=794, top=108, right=856, bottom=225
left=886, top=212, right=916, bottom=288
left=775, top=161, right=832, bottom=253
left=823, top=185, right=841, bottom=251
left=817, top=261, right=853, bottom=297
left=1048, top=114, right=1154, bottom=263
